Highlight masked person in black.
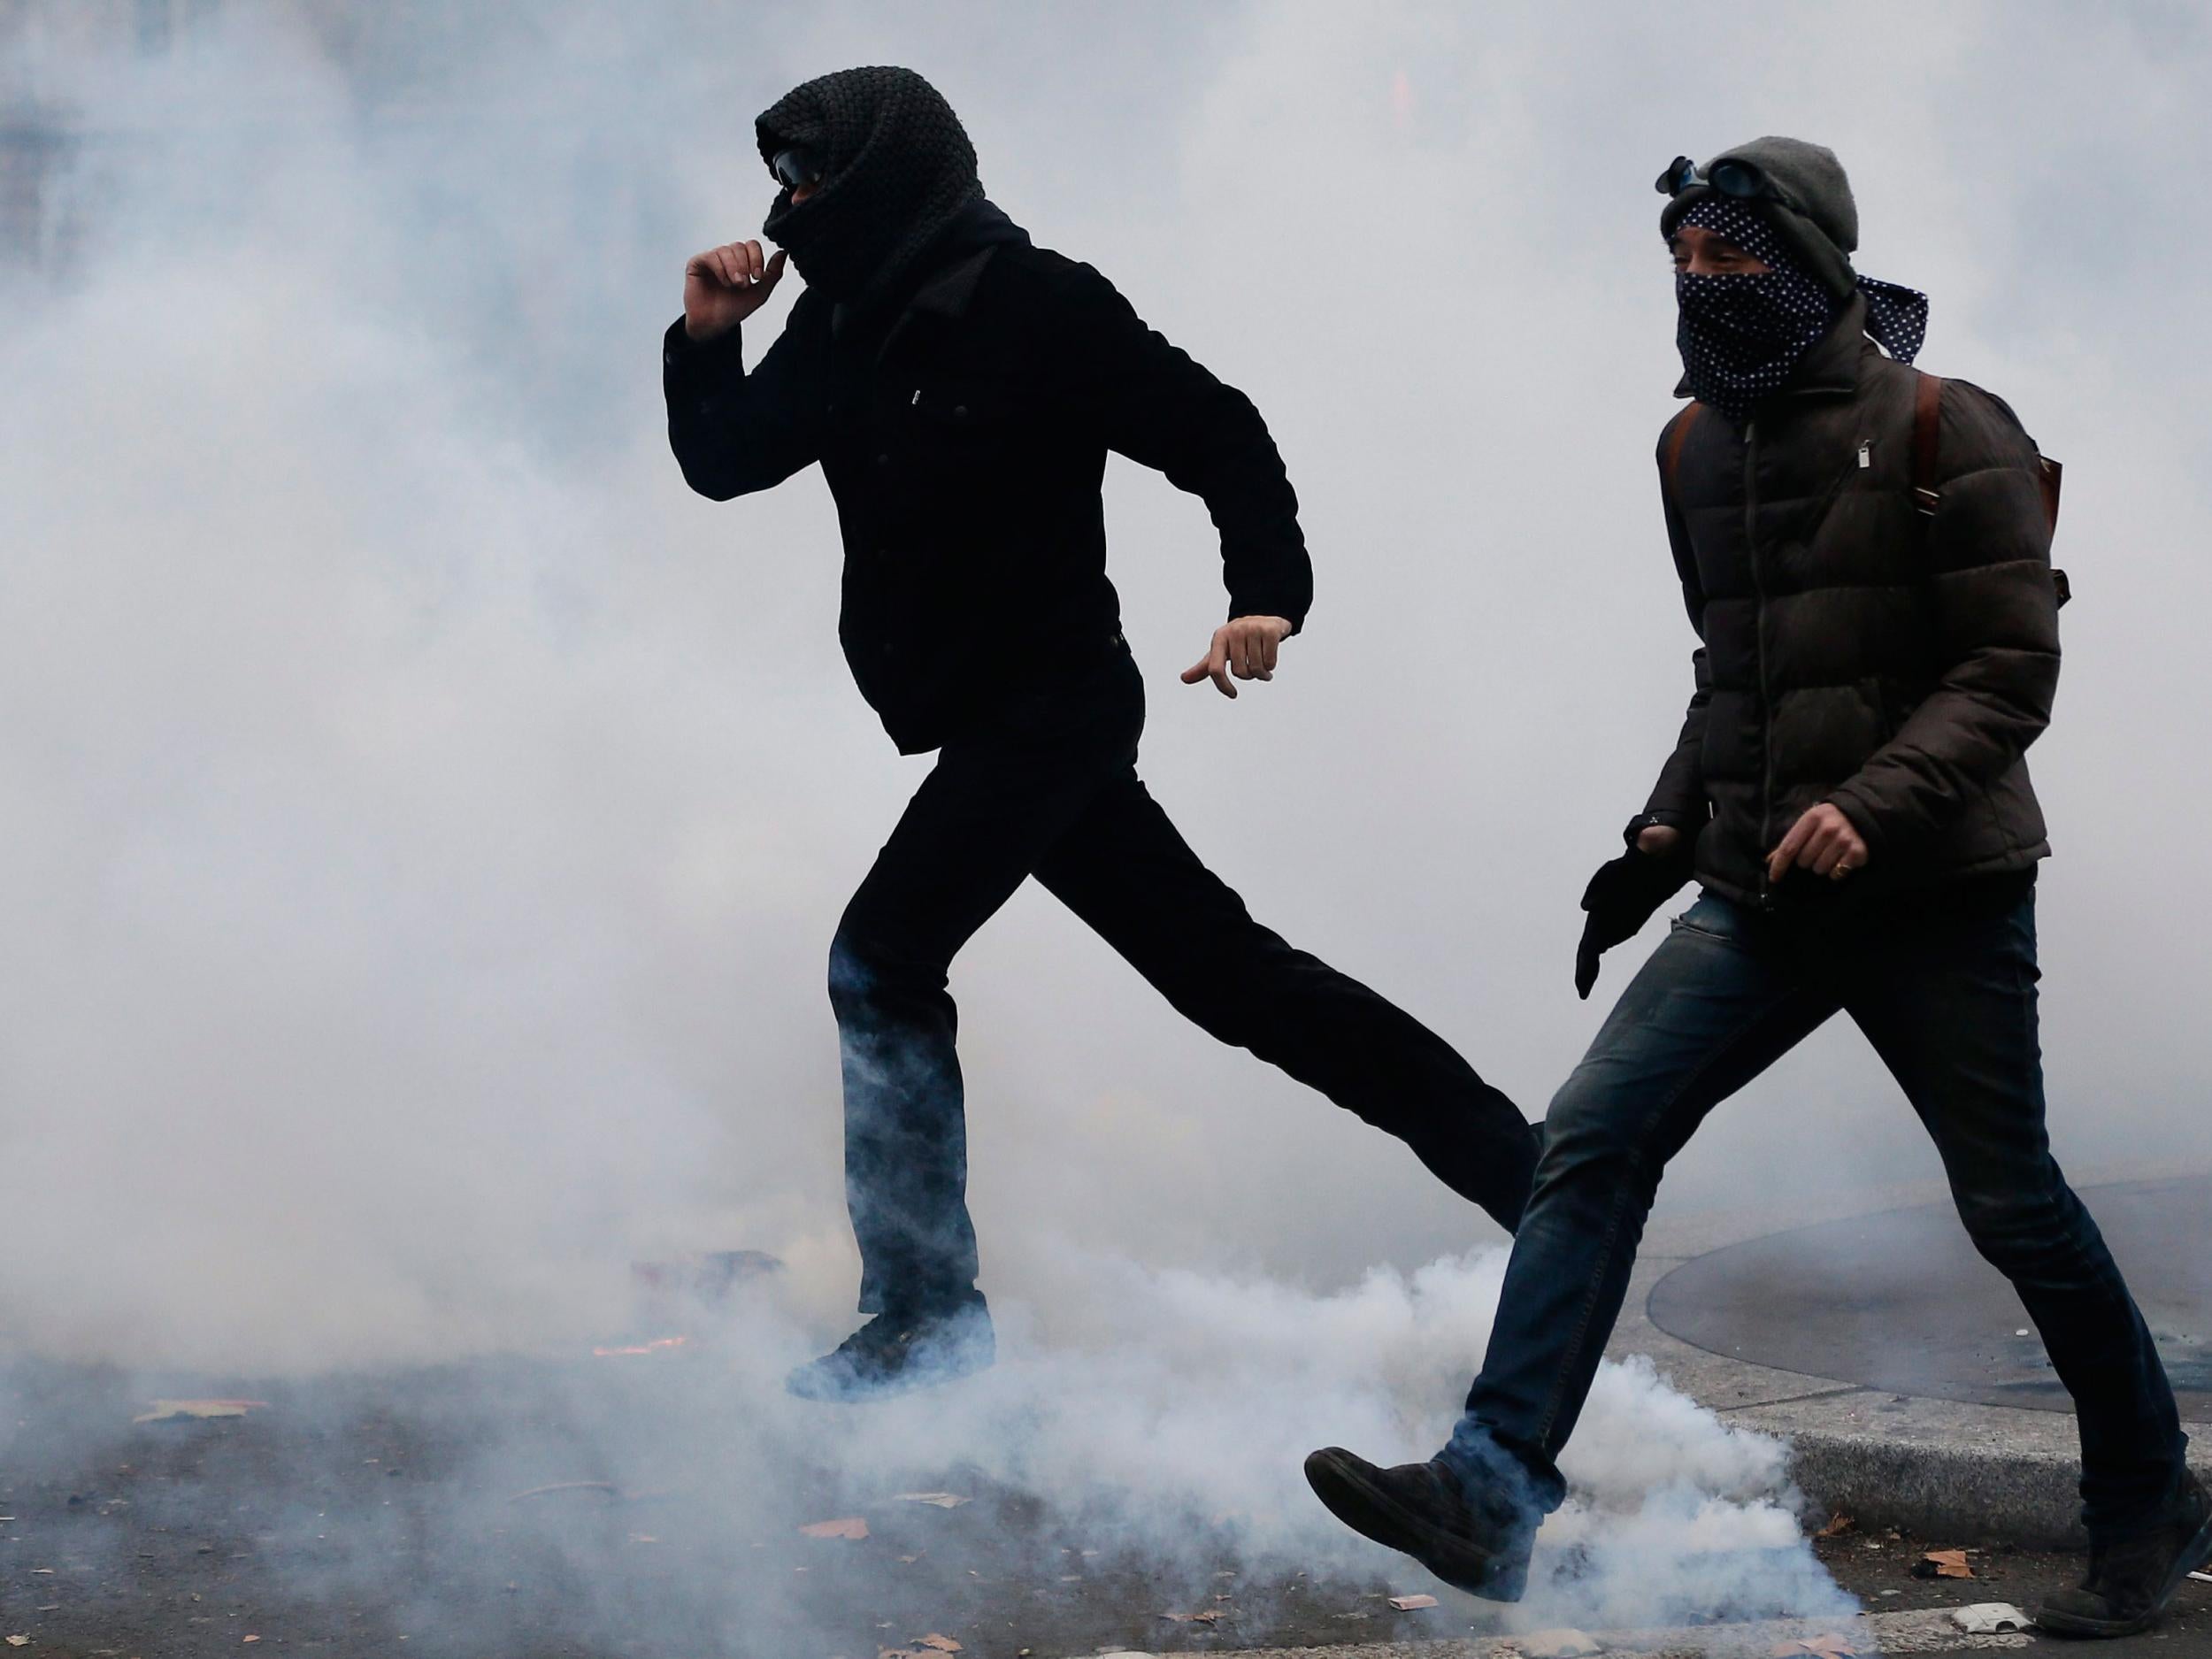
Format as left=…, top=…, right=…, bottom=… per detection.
left=664, top=66, right=1540, bottom=1402
left=1305, top=138, right=2208, bottom=1636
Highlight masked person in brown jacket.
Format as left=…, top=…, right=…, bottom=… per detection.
left=1305, top=138, right=2208, bottom=1637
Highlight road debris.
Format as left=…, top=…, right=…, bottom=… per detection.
left=1952, top=1603, right=2033, bottom=1634
left=1770, top=1635, right=1855, bottom=1658
left=5, top=1638, right=27, bottom=1648
left=1814, top=1511, right=1855, bottom=1538
left=895, top=1492, right=972, bottom=1509
left=132, top=1398, right=270, bottom=1424
left=1519, top=1628, right=1601, bottom=1657
left=590, top=1335, right=689, bottom=1357
left=1159, top=1609, right=1225, bottom=1624
left=2191, top=1569, right=2212, bottom=1585
left=508, top=1481, right=620, bottom=1504
left=1915, top=1548, right=1975, bottom=1579
left=1388, top=1593, right=1440, bottom=1610
left=799, top=1517, right=870, bottom=1540
left=916, top=1640, right=963, bottom=1654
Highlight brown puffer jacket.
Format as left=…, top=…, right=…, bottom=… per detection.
left=1643, top=295, right=2062, bottom=909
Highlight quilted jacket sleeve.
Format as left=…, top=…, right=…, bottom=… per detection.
left=1826, top=381, right=2062, bottom=856
left=1643, top=413, right=1714, bottom=832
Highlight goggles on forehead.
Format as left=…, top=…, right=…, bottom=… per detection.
left=1655, top=154, right=1778, bottom=204
left=772, top=146, right=826, bottom=190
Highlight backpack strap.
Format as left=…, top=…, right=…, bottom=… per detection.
left=1663, top=402, right=1703, bottom=505
left=1910, top=370, right=1944, bottom=517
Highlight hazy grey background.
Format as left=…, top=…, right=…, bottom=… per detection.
left=3, top=0, right=2209, bottom=1371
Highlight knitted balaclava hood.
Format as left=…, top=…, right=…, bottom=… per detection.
left=757, top=66, right=983, bottom=304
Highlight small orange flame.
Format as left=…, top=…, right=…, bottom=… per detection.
left=591, top=1334, right=689, bottom=1357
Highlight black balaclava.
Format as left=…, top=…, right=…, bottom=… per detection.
left=1673, top=196, right=1930, bottom=420
left=757, top=66, right=983, bottom=305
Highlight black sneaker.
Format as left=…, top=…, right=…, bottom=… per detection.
left=2039, top=1471, right=2212, bottom=1639
left=784, top=1304, right=995, bottom=1403
left=1303, top=1446, right=1533, bottom=1600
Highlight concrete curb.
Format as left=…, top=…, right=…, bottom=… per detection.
left=1784, top=1425, right=2092, bottom=1548
left=1054, top=1603, right=2049, bottom=1657
left=1616, top=1171, right=2212, bottom=1548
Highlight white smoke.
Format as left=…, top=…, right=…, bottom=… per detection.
left=802, top=1245, right=1848, bottom=1630
left=4, top=0, right=2208, bottom=1644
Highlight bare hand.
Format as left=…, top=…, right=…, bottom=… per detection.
left=1636, top=825, right=1684, bottom=858
left=684, top=241, right=787, bottom=342
left=1766, top=803, right=1869, bottom=885
left=1180, top=616, right=1293, bottom=700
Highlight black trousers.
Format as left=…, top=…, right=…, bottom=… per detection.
left=828, top=644, right=1538, bottom=1317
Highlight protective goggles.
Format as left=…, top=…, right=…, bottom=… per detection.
left=1655, top=154, right=1778, bottom=204
left=772, top=147, right=826, bottom=190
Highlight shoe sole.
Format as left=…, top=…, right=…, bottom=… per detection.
left=2036, top=1506, right=2212, bottom=1639
left=1303, top=1448, right=1525, bottom=1601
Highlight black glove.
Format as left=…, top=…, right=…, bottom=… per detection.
left=1574, top=843, right=1694, bottom=1000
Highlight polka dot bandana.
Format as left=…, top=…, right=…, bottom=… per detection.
left=1671, top=196, right=1931, bottom=419
left=1858, top=276, right=1929, bottom=365
left=1673, top=197, right=1842, bottom=419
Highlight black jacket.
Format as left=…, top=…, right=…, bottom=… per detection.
left=1645, top=296, right=2061, bottom=907
left=664, top=208, right=1311, bottom=753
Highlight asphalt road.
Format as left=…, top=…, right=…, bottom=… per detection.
left=2, top=1354, right=2207, bottom=1659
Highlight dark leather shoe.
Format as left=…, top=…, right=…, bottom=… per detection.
left=2039, top=1472, right=2212, bottom=1638
left=1304, top=1446, right=1533, bottom=1600
left=784, top=1304, right=995, bottom=1403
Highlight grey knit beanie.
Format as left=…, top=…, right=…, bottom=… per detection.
left=1659, top=136, right=1859, bottom=299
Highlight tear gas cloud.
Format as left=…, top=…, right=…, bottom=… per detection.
left=9, top=0, right=2209, bottom=1371
left=0, top=0, right=2208, bottom=1640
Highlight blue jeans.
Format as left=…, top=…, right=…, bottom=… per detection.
left=1445, top=879, right=2187, bottom=1538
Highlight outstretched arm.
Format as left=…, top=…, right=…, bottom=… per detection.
left=1055, top=263, right=1310, bottom=697
left=664, top=239, right=827, bottom=500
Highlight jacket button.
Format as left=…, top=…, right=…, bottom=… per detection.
left=953, top=404, right=969, bottom=419
left=875, top=453, right=890, bottom=466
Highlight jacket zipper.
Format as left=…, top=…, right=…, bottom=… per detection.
left=1745, top=417, right=1776, bottom=910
